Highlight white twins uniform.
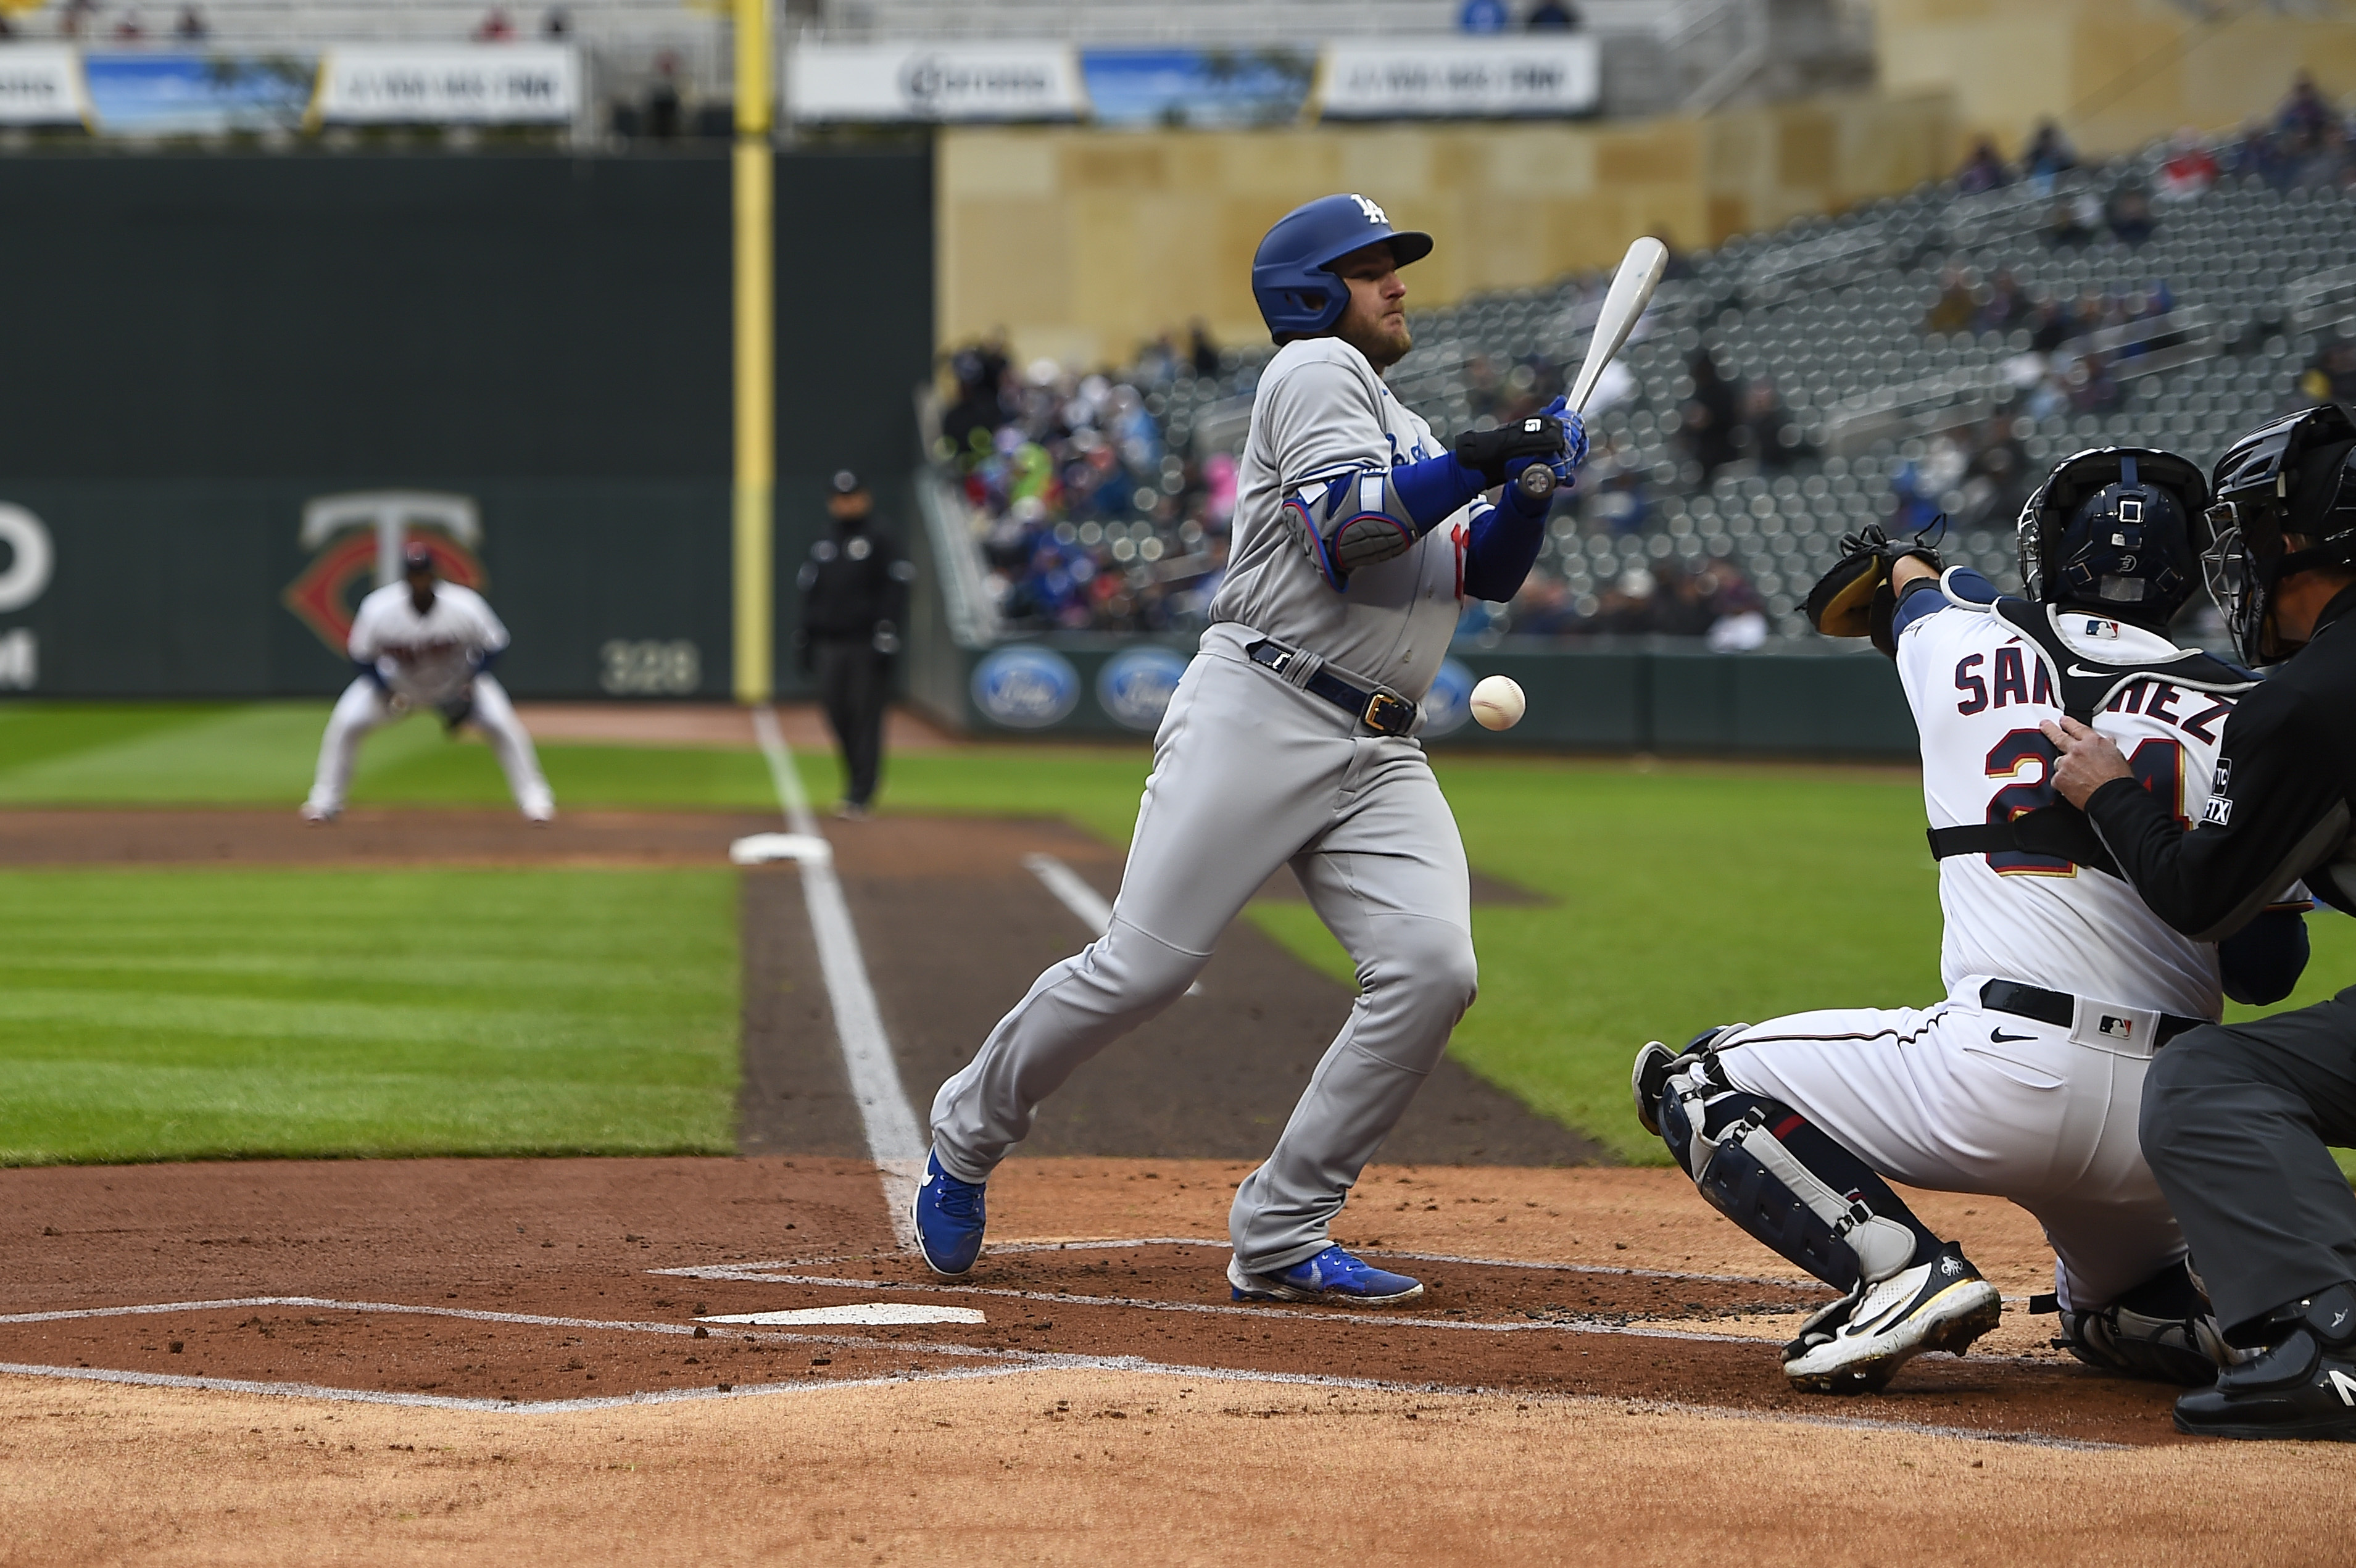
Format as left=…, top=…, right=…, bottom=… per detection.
left=932, top=334, right=1494, bottom=1273
left=1714, top=588, right=2239, bottom=1308
left=349, top=582, right=510, bottom=707
left=304, top=582, right=553, bottom=821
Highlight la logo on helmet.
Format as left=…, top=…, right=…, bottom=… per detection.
left=1350, top=194, right=1388, bottom=225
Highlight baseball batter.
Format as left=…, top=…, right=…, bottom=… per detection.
left=913, top=194, right=1586, bottom=1303
left=302, top=542, right=554, bottom=824
left=1633, top=449, right=2312, bottom=1393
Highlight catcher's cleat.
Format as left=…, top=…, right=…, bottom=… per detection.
left=1783, top=1280, right=1867, bottom=1363
left=1782, top=1242, right=2001, bottom=1395
left=1228, top=1245, right=1423, bottom=1307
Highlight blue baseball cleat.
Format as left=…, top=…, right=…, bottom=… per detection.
left=911, top=1150, right=987, bottom=1277
left=1227, top=1245, right=1424, bottom=1306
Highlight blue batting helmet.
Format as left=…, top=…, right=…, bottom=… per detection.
left=1251, top=194, right=1433, bottom=342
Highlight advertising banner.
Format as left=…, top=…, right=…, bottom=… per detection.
left=81, top=54, right=313, bottom=136
left=1079, top=48, right=1315, bottom=128
left=0, top=46, right=88, bottom=127
left=312, top=44, right=578, bottom=125
left=787, top=41, right=1084, bottom=123
left=1316, top=37, right=1599, bottom=119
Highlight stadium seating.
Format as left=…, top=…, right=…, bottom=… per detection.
left=1131, top=151, right=2354, bottom=633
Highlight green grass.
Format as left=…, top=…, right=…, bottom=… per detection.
left=0, top=868, right=738, bottom=1164
left=0, top=701, right=781, bottom=810
left=3, top=700, right=2346, bottom=1170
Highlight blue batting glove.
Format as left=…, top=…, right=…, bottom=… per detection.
left=1539, top=398, right=1590, bottom=477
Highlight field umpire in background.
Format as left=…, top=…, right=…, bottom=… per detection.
left=798, top=470, right=913, bottom=819
left=2046, top=405, right=2356, bottom=1440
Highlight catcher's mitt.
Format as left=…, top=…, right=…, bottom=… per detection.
left=1803, top=523, right=1945, bottom=656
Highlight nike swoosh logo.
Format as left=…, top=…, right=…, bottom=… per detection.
left=1989, top=1029, right=2038, bottom=1043
left=2065, top=665, right=2117, bottom=678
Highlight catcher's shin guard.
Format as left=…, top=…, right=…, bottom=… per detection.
left=1656, top=1049, right=1934, bottom=1294
left=2044, top=1260, right=2232, bottom=1387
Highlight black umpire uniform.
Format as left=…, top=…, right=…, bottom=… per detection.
left=798, top=470, right=913, bottom=817
left=2051, top=406, right=2356, bottom=1439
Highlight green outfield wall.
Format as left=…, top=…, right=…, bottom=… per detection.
left=0, top=149, right=932, bottom=699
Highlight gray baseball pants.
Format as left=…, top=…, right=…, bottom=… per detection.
left=928, top=624, right=1478, bottom=1274
left=2141, top=984, right=2356, bottom=1338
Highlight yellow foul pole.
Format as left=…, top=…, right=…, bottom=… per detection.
left=732, top=0, right=774, bottom=703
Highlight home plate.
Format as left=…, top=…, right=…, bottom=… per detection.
left=702, top=1304, right=985, bottom=1327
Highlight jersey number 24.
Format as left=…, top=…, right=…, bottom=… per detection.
left=1985, top=728, right=2188, bottom=876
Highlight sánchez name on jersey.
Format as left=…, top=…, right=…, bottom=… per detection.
left=1896, top=597, right=2242, bottom=1021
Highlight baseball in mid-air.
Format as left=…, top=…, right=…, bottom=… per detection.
left=1469, top=674, right=1526, bottom=730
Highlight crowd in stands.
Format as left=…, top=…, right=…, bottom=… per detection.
left=1957, top=76, right=2356, bottom=197
left=939, top=337, right=1229, bottom=637
left=940, top=320, right=1780, bottom=648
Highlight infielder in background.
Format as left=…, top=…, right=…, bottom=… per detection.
left=302, top=541, right=554, bottom=824
left=914, top=193, right=1585, bottom=1303
left=1633, top=448, right=2310, bottom=1393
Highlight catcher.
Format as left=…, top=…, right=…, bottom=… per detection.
left=1631, top=448, right=2311, bottom=1393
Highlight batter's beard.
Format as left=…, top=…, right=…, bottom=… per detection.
left=1335, top=312, right=1412, bottom=372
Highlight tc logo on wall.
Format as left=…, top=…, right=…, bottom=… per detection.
left=282, top=491, right=486, bottom=655
left=0, top=502, right=55, bottom=691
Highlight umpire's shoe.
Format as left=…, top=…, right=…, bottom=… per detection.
left=911, top=1150, right=987, bottom=1277
left=2175, top=1283, right=2356, bottom=1441
left=1782, top=1242, right=2001, bottom=1394
left=1228, top=1245, right=1424, bottom=1307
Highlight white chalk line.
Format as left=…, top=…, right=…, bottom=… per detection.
left=1021, top=852, right=1201, bottom=996
left=0, top=1295, right=2109, bottom=1446
left=655, top=1238, right=1833, bottom=1293
left=0, top=1352, right=2120, bottom=1450
left=751, top=706, right=926, bottom=1245
left=642, top=1269, right=1787, bottom=1345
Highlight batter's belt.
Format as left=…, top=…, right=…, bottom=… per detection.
left=1245, top=636, right=1418, bottom=736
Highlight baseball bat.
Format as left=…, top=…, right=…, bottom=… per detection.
left=1513, top=236, right=1670, bottom=504
left=1568, top=236, right=1669, bottom=415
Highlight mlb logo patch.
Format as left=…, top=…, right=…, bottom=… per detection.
left=2099, top=1014, right=2135, bottom=1042
left=2081, top=618, right=2121, bottom=639
left=2203, top=796, right=2233, bottom=826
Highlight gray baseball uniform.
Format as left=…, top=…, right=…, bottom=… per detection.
left=929, top=336, right=1483, bottom=1273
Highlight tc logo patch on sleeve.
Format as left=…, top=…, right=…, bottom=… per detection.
left=2202, top=795, right=2233, bottom=826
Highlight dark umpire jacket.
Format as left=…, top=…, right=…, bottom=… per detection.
left=2084, top=584, right=2356, bottom=933
left=798, top=522, right=912, bottom=653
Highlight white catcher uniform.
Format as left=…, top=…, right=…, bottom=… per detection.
left=931, top=335, right=1523, bottom=1274
left=1708, top=572, right=2254, bottom=1309
left=304, top=581, right=554, bottom=822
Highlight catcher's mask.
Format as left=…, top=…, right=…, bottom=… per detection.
left=2015, top=447, right=2209, bottom=630
left=2204, top=404, right=2356, bottom=666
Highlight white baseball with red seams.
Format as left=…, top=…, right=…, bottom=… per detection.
left=1469, top=674, right=1525, bottom=730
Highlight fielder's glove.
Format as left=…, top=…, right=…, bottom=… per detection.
left=1802, top=521, right=1945, bottom=657
left=438, top=691, right=475, bottom=734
